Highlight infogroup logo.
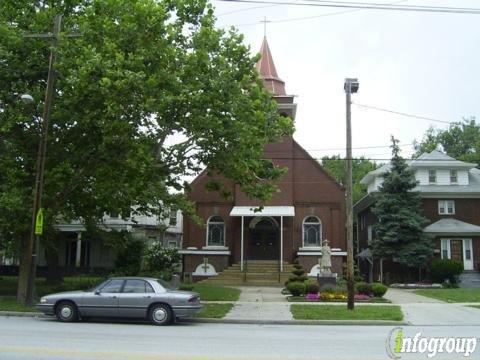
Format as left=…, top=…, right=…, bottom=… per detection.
left=386, top=327, right=478, bottom=359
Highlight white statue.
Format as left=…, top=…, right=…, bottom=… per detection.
left=320, top=239, right=332, bottom=274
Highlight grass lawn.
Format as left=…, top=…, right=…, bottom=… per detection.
left=195, top=303, right=233, bottom=318
left=0, top=298, right=37, bottom=312
left=291, top=304, right=403, bottom=321
left=180, top=284, right=241, bottom=302
left=414, top=289, right=480, bottom=303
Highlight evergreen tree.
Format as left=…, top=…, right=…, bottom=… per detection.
left=372, top=137, right=433, bottom=269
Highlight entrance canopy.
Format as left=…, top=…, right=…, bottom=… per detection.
left=230, top=206, right=295, bottom=217
left=424, top=218, right=480, bottom=236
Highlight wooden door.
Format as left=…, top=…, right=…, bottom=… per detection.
left=450, top=239, right=464, bottom=264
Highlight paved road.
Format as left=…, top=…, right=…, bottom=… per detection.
left=1, top=317, right=479, bottom=360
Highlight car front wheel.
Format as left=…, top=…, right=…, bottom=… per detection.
left=55, top=301, right=78, bottom=322
left=149, top=304, right=172, bottom=326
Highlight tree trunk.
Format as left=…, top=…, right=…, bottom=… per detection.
left=16, top=238, right=29, bottom=303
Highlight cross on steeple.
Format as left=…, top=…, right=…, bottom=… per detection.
left=260, top=16, right=271, bottom=37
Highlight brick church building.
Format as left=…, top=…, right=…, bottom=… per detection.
left=180, top=37, right=347, bottom=283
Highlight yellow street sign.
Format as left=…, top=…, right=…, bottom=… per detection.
left=35, top=208, right=44, bottom=235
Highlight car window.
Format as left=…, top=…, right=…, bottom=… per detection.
left=100, top=279, right=124, bottom=293
left=123, top=279, right=154, bottom=293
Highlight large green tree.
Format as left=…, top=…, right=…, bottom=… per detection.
left=413, top=118, right=480, bottom=165
left=321, top=155, right=377, bottom=203
left=372, top=137, right=433, bottom=272
left=0, top=0, right=293, bottom=301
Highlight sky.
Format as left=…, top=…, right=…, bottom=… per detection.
left=211, top=0, right=480, bottom=162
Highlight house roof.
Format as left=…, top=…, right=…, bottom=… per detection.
left=424, top=218, right=480, bottom=235
left=410, top=150, right=476, bottom=169
left=255, top=37, right=286, bottom=95
left=359, top=150, right=480, bottom=195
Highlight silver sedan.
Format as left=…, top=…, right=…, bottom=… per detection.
left=36, top=277, right=202, bottom=326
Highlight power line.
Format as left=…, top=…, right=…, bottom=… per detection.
left=265, top=143, right=413, bottom=151
left=352, top=103, right=453, bottom=124
left=264, top=156, right=467, bottom=161
left=216, top=0, right=480, bottom=14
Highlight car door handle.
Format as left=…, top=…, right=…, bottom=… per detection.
left=143, top=296, right=151, bottom=299
left=109, top=296, right=117, bottom=299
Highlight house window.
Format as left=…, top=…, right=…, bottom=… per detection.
left=168, top=240, right=178, bottom=248
left=428, top=170, right=436, bottom=183
left=303, top=216, right=322, bottom=247
left=438, top=200, right=455, bottom=215
left=450, top=170, right=458, bottom=184
left=207, top=216, right=225, bottom=247
left=169, top=210, right=177, bottom=226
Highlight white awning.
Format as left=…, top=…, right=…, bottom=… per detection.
left=230, top=206, right=295, bottom=217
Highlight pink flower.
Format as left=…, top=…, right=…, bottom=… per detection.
left=305, top=293, right=320, bottom=301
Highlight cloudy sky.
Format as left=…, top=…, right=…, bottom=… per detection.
left=211, top=0, right=480, bottom=162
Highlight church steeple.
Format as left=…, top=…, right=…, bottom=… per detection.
left=255, top=36, right=286, bottom=96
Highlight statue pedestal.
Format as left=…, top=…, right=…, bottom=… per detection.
left=317, top=273, right=337, bottom=290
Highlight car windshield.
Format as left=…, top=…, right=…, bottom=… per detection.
left=86, top=279, right=109, bottom=292
left=155, top=279, right=173, bottom=290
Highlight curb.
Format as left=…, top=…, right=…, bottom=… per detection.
left=0, top=311, right=46, bottom=318
left=182, top=318, right=409, bottom=326
left=0, top=311, right=408, bottom=325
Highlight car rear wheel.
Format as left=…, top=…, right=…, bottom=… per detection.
left=149, top=304, right=172, bottom=326
left=55, top=301, right=78, bottom=322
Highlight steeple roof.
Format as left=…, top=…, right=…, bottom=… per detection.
left=255, top=37, right=286, bottom=95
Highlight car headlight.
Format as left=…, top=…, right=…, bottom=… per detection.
left=40, top=297, right=48, bottom=303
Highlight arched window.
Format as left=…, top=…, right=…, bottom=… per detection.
left=303, top=216, right=321, bottom=247
left=207, top=216, right=225, bottom=247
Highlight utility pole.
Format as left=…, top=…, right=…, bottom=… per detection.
left=18, top=14, right=80, bottom=306
left=344, top=78, right=359, bottom=311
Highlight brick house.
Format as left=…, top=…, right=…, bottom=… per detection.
left=354, top=150, right=480, bottom=282
left=180, top=37, right=347, bottom=283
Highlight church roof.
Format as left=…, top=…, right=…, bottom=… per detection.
left=255, top=37, right=286, bottom=95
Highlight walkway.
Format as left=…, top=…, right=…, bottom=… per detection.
left=385, top=288, right=480, bottom=325
left=224, top=286, right=293, bottom=321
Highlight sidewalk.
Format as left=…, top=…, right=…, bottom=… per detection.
left=384, top=288, right=480, bottom=325
left=224, top=286, right=293, bottom=321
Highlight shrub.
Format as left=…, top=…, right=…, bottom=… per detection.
left=305, top=279, right=319, bottom=294
left=287, top=281, right=306, bottom=296
left=114, top=239, right=145, bottom=276
left=144, top=243, right=181, bottom=273
left=429, top=259, right=463, bottom=284
left=355, top=282, right=372, bottom=295
left=287, top=259, right=308, bottom=285
left=371, top=283, right=388, bottom=297
left=320, top=284, right=336, bottom=293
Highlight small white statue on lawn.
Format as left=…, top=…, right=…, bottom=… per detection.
left=320, top=239, right=332, bottom=274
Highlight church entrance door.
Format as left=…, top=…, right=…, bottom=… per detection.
left=249, top=218, right=278, bottom=260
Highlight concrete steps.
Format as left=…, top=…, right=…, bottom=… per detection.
left=200, top=260, right=293, bottom=285
left=459, top=271, right=480, bottom=288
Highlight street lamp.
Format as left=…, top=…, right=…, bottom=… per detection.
left=20, top=93, right=44, bottom=307
left=344, top=78, right=359, bottom=310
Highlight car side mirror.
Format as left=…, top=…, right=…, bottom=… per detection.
left=94, top=289, right=101, bottom=295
